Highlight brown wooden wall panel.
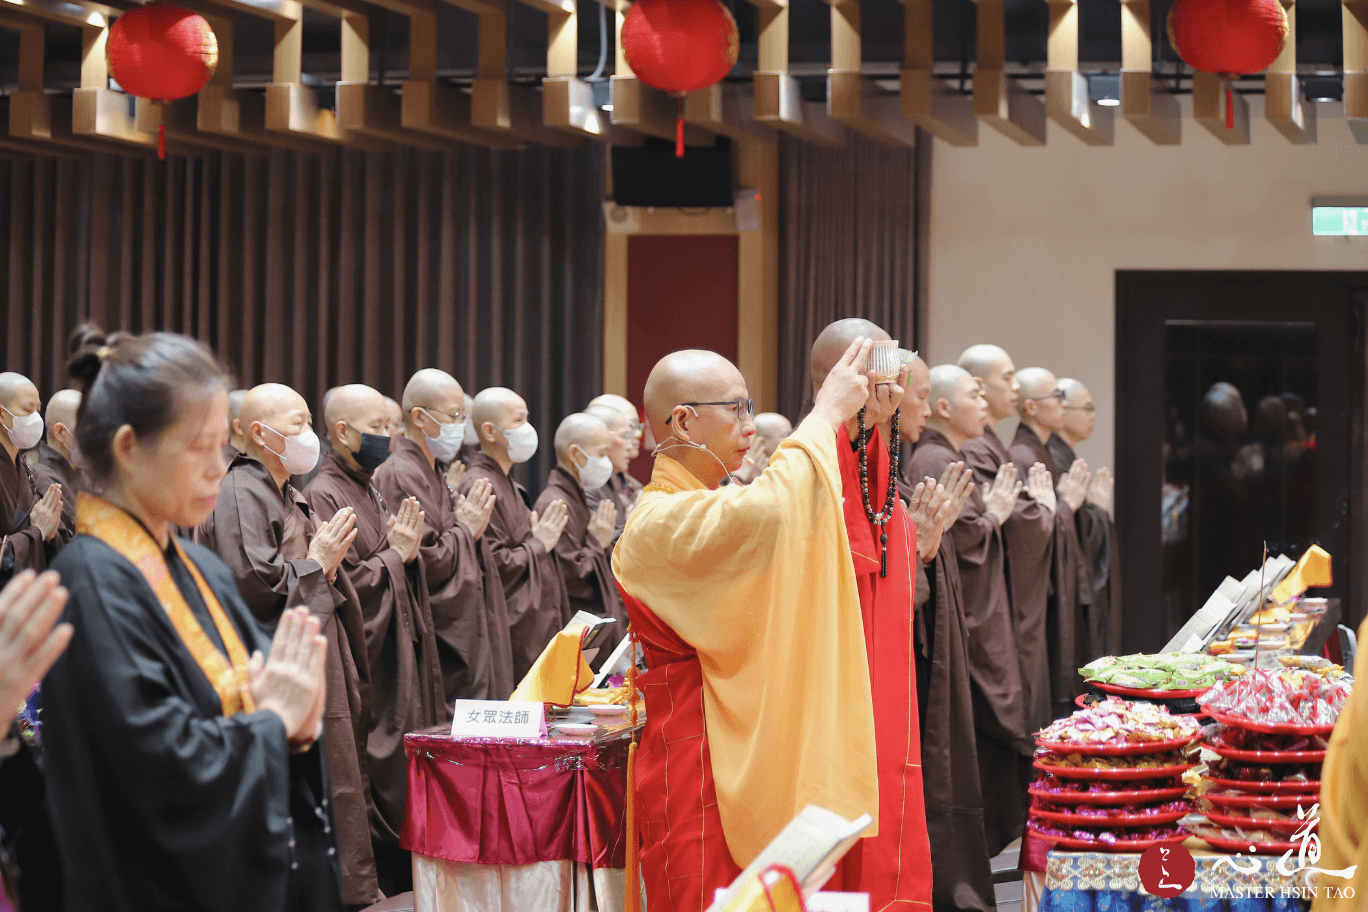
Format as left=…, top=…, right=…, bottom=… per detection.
left=0, top=144, right=605, bottom=489
left=775, top=130, right=931, bottom=421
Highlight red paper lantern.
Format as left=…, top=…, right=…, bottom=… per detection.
left=107, top=4, right=219, bottom=159
left=1167, top=0, right=1287, bottom=127
left=621, top=0, right=739, bottom=156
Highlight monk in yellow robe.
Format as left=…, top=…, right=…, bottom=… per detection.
left=612, top=341, right=882, bottom=912
left=1311, top=613, right=1368, bottom=910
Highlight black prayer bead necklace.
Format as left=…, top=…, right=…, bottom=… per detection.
left=856, top=405, right=900, bottom=577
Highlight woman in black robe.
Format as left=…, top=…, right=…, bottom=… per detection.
left=41, top=328, right=342, bottom=912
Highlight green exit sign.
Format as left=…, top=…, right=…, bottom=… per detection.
left=1313, top=205, right=1368, bottom=236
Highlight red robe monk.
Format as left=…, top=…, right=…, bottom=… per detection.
left=830, top=424, right=934, bottom=910
left=615, top=347, right=881, bottom=912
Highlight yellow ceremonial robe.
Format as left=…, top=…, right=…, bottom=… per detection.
left=1312, top=614, right=1368, bottom=910
left=612, top=413, right=880, bottom=871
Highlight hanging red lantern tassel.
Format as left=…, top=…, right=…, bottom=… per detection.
left=1167, top=0, right=1286, bottom=133
left=106, top=3, right=219, bottom=160
left=621, top=0, right=739, bottom=158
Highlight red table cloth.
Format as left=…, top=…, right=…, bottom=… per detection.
left=401, top=724, right=632, bottom=869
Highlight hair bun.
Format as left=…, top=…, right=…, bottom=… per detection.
left=68, top=322, right=107, bottom=356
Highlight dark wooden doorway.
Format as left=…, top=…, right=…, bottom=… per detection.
left=1115, top=271, right=1368, bottom=654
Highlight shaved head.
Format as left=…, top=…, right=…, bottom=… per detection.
left=900, top=357, right=932, bottom=443
left=554, top=413, right=610, bottom=461
left=643, top=350, right=745, bottom=429
left=1016, top=367, right=1065, bottom=434
left=811, top=318, right=889, bottom=390
left=228, top=389, right=248, bottom=422
left=45, top=389, right=81, bottom=436
left=929, top=365, right=975, bottom=407
left=958, top=344, right=1018, bottom=423
left=326, top=385, right=385, bottom=441
left=0, top=373, right=38, bottom=412
left=926, top=364, right=987, bottom=450
left=1015, top=367, right=1057, bottom=403
left=588, top=394, right=637, bottom=419
left=240, top=383, right=308, bottom=434
left=643, top=349, right=754, bottom=486
left=587, top=403, right=632, bottom=473
left=472, top=387, right=529, bottom=455
left=752, top=412, right=793, bottom=450
left=402, top=369, right=463, bottom=414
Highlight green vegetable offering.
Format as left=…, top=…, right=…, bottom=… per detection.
left=1081, top=653, right=1242, bottom=691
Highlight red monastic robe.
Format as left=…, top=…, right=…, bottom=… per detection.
left=829, top=426, right=934, bottom=911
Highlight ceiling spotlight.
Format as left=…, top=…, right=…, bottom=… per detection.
left=1302, top=74, right=1343, bottom=103
left=1087, top=72, right=1122, bottom=107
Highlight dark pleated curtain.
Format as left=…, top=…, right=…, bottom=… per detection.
left=0, top=144, right=604, bottom=491
left=776, top=130, right=932, bottom=421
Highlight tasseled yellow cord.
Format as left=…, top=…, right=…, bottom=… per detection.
left=625, top=633, right=641, bottom=912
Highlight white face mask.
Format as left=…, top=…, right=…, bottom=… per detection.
left=575, top=451, right=614, bottom=490
left=262, top=425, right=321, bottom=476
left=3, top=407, right=44, bottom=451
left=463, top=421, right=479, bottom=447
left=68, top=442, right=86, bottom=470
left=421, top=408, right=466, bottom=463
left=497, top=422, right=539, bottom=464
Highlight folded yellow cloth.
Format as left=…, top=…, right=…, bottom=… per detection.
left=714, top=867, right=806, bottom=912
left=1272, top=545, right=1333, bottom=605
left=509, top=631, right=594, bottom=706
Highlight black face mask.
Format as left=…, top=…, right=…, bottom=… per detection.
left=348, top=427, right=391, bottom=474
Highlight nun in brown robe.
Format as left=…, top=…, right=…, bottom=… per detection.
left=460, top=388, right=572, bottom=682
left=194, top=384, right=379, bottom=906
left=584, top=403, right=644, bottom=547
left=375, top=369, right=515, bottom=707
left=902, top=423, right=1028, bottom=858
left=532, top=414, right=628, bottom=650
left=1009, top=418, right=1091, bottom=714
left=1050, top=431, right=1124, bottom=658
left=0, top=374, right=62, bottom=571
left=961, top=427, right=1056, bottom=732
left=899, top=476, right=995, bottom=912
left=30, top=390, right=85, bottom=544
left=305, top=384, right=443, bottom=895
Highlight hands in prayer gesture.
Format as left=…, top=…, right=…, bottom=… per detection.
left=31, top=484, right=62, bottom=542
left=445, top=460, right=467, bottom=493
left=812, top=338, right=875, bottom=430
left=249, top=607, right=327, bottom=745
left=1025, top=462, right=1057, bottom=513
left=732, top=438, right=772, bottom=485
left=587, top=499, right=617, bottom=550
left=1087, top=466, right=1114, bottom=513
left=455, top=478, right=496, bottom=539
left=1056, top=459, right=1091, bottom=512
left=530, top=498, right=569, bottom=552
left=308, top=507, right=357, bottom=581
left=865, top=363, right=908, bottom=427
left=909, top=461, right=975, bottom=564
left=982, top=462, right=1022, bottom=526
left=0, top=570, right=70, bottom=718
left=386, top=497, right=425, bottom=564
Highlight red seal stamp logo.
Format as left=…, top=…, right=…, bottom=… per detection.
left=1139, top=843, right=1195, bottom=897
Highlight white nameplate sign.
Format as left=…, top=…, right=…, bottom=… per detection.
left=450, top=700, right=547, bottom=740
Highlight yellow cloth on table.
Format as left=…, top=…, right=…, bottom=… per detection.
left=1272, top=544, right=1333, bottom=605
left=611, top=413, right=879, bottom=868
left=509, top=631, right=594, bottom=706
left=1311, top=612, right=1368, bottom=911
left=714, top=868, right=806, bottom=912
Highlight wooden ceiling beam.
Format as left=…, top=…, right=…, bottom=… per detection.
left=899, top=0, right=974, bottom=145
left=1266, top=0, right=1315, bottom=143
left=72, top=16, right=163, bottom=151
left=752, top=0, right=843, bottom=145
left=1046, top=0, right=1112, bottom=144
left=826, top=0, right=917, bottom=146
left=972, top=0, right=1045, bottom=144
left=1192, top=71, right=1250, bottom=143
left=540, top=0, right=641, bottom=143
left=1120, top=0, right=1180, bottom=143
left=684, top=83, right=777, bottom=144
left=470, top=3, right=582, bottom=147
left=1343, top=0, right=1368, bottom=142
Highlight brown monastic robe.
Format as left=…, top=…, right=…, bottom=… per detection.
left=1009, top=425, right=1090, bottom=714
left=305, top=450, right=444, bottom=848
left=194, top=455, right=378, bottom=905
left=1049, top=433, right=1124, bottom=658
left=907, top=428, right=1032, bottom=857
left=898, top=472, right=995, bottom=912
left=375, top=437, right=515, bottom=708
left=533, top=467, right=629, bottom=652
left=962, top=429, right=1056, bottom=732
left=30, top=442, right=81, bottom=545
left=458, top=452, right=571, bottom=682
left=0, top=448, right=55, bottom=572
left=584, top=471, right=642, bottom=547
